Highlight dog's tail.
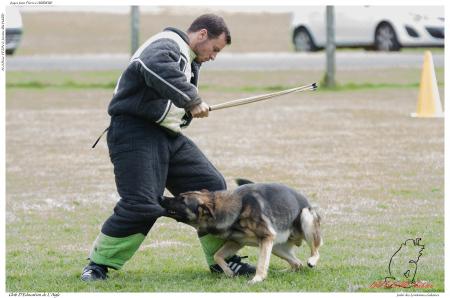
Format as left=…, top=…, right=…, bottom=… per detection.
left=235, top=178, right=255, bottom=186
left=300, top=206, right=323, bottom=267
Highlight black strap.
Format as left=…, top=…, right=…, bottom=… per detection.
left=91, top=126, right=110, bottom=149
left=180, top=112, right=193, bottom=128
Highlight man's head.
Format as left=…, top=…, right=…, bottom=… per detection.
left=187, top=14, right=231, bottom=63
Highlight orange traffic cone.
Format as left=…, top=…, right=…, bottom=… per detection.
left=411, top=51, right=444, bottom=118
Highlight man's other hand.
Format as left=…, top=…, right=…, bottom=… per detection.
left=189, top=102, right=210, bottom=118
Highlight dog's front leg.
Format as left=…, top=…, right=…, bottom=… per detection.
left=249, top=237, right=274, bottom=284
left=213, top=240, right=243, bottom=278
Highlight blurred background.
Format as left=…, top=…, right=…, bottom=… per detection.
left=5, top=5, right=445, bottom=55
left=5, top=5, right=445, bottom=85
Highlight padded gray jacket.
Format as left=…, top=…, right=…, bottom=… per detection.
left=108, top=27, right=202, bottom=133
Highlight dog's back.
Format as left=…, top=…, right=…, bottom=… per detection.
left=234, top=183, right=310, bottom=233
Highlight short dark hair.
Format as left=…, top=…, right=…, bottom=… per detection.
left=187, top=14, right=231, bottom=45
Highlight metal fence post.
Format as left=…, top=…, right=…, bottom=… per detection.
left=325, top=6, right=336, bottom=88
left=130, top=6, right=140, bottom=56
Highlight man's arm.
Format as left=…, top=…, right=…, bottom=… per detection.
left=133, top=38, right=202, bottom=110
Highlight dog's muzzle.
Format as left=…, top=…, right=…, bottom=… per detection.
left=159, top=196, right=181, bottom=219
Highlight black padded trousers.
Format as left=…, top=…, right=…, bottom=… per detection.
left=101, top=114, right=227, bottom=237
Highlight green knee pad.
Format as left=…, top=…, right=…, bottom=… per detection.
left=89, top=232, right=146, bottom=270
left=199, top=234, right=226, bottom=266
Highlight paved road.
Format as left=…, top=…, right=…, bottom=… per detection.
left=6, top=52, right=444, bottom=71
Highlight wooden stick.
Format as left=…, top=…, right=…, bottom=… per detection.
left=209, top=83, right=317, bottom=111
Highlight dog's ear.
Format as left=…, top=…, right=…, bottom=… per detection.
left=158, top=195, right=174, bottom=204
left=235, top=178, right=254, bottom=186
left=199, top=203, right=216, bottom=220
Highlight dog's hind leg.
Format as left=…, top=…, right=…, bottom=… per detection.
left=213, top=241, right=243, bottom=278
left=249, top=236, right=274, bottom=284
left=272, top=242, right=303, bottom=271
left=301, top=207, right=322, bottom=268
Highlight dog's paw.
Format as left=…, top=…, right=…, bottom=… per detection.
left=291, top=261, right=304, bottom=271
left=307, top=255, right=319, bottom=268
left=248, top=275, right=264, bottom=284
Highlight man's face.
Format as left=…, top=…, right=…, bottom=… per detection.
left=192, top=30, right=227, bottom=63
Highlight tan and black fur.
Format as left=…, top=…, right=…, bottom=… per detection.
left=161, top=180, right=322, bottom=283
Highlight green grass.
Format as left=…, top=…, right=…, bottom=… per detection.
left=5, top=80, right=428, bottom=92
left=6, top=67, right=444, bottom=89
left=5, top=80, right=118, bottom=90
left=6, top=209, right=444, bottom=292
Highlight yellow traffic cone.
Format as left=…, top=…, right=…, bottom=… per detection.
left=411, top=51, right=444, bottom=118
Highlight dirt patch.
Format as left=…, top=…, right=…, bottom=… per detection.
left=6, top=72, right=444, bottom=221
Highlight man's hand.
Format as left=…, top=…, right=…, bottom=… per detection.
left=189, top=102, right=210, bottom=118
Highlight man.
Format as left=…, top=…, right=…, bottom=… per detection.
left=81, top=14, right=255, bottom=281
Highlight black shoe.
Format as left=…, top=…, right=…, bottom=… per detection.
left=210, top=255, right=256, bottom=276
left=81, top=262, right=108, bottom=281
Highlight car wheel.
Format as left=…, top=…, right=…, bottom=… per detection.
left=375, top=23, right=400, bottom=51
left=293, top=28, right=317, bottom=52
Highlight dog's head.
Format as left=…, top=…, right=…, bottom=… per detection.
left=160, top=190, right=215, bottom=225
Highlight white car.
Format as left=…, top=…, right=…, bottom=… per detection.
left=6, top=6, right=23, bottom=55
left=291, top=6, right=444, bottom=52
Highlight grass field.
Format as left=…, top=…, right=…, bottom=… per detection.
left=5, top=68, right=444, bottom=292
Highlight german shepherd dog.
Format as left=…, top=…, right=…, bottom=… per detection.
left=160, top=179, right=322, bottom=283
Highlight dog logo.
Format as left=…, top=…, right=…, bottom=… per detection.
left=385, top=238, right=424, bottom=284
left=370, top=237, right=432, bottom=289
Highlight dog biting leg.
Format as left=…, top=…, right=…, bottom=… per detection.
left=272, top=242, right=303, bottom=271
left=301, top=207, right=322, bottom=268
left=249, top=237, right=274, bottom=284
left=213, top=241, right=243, bottom=278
